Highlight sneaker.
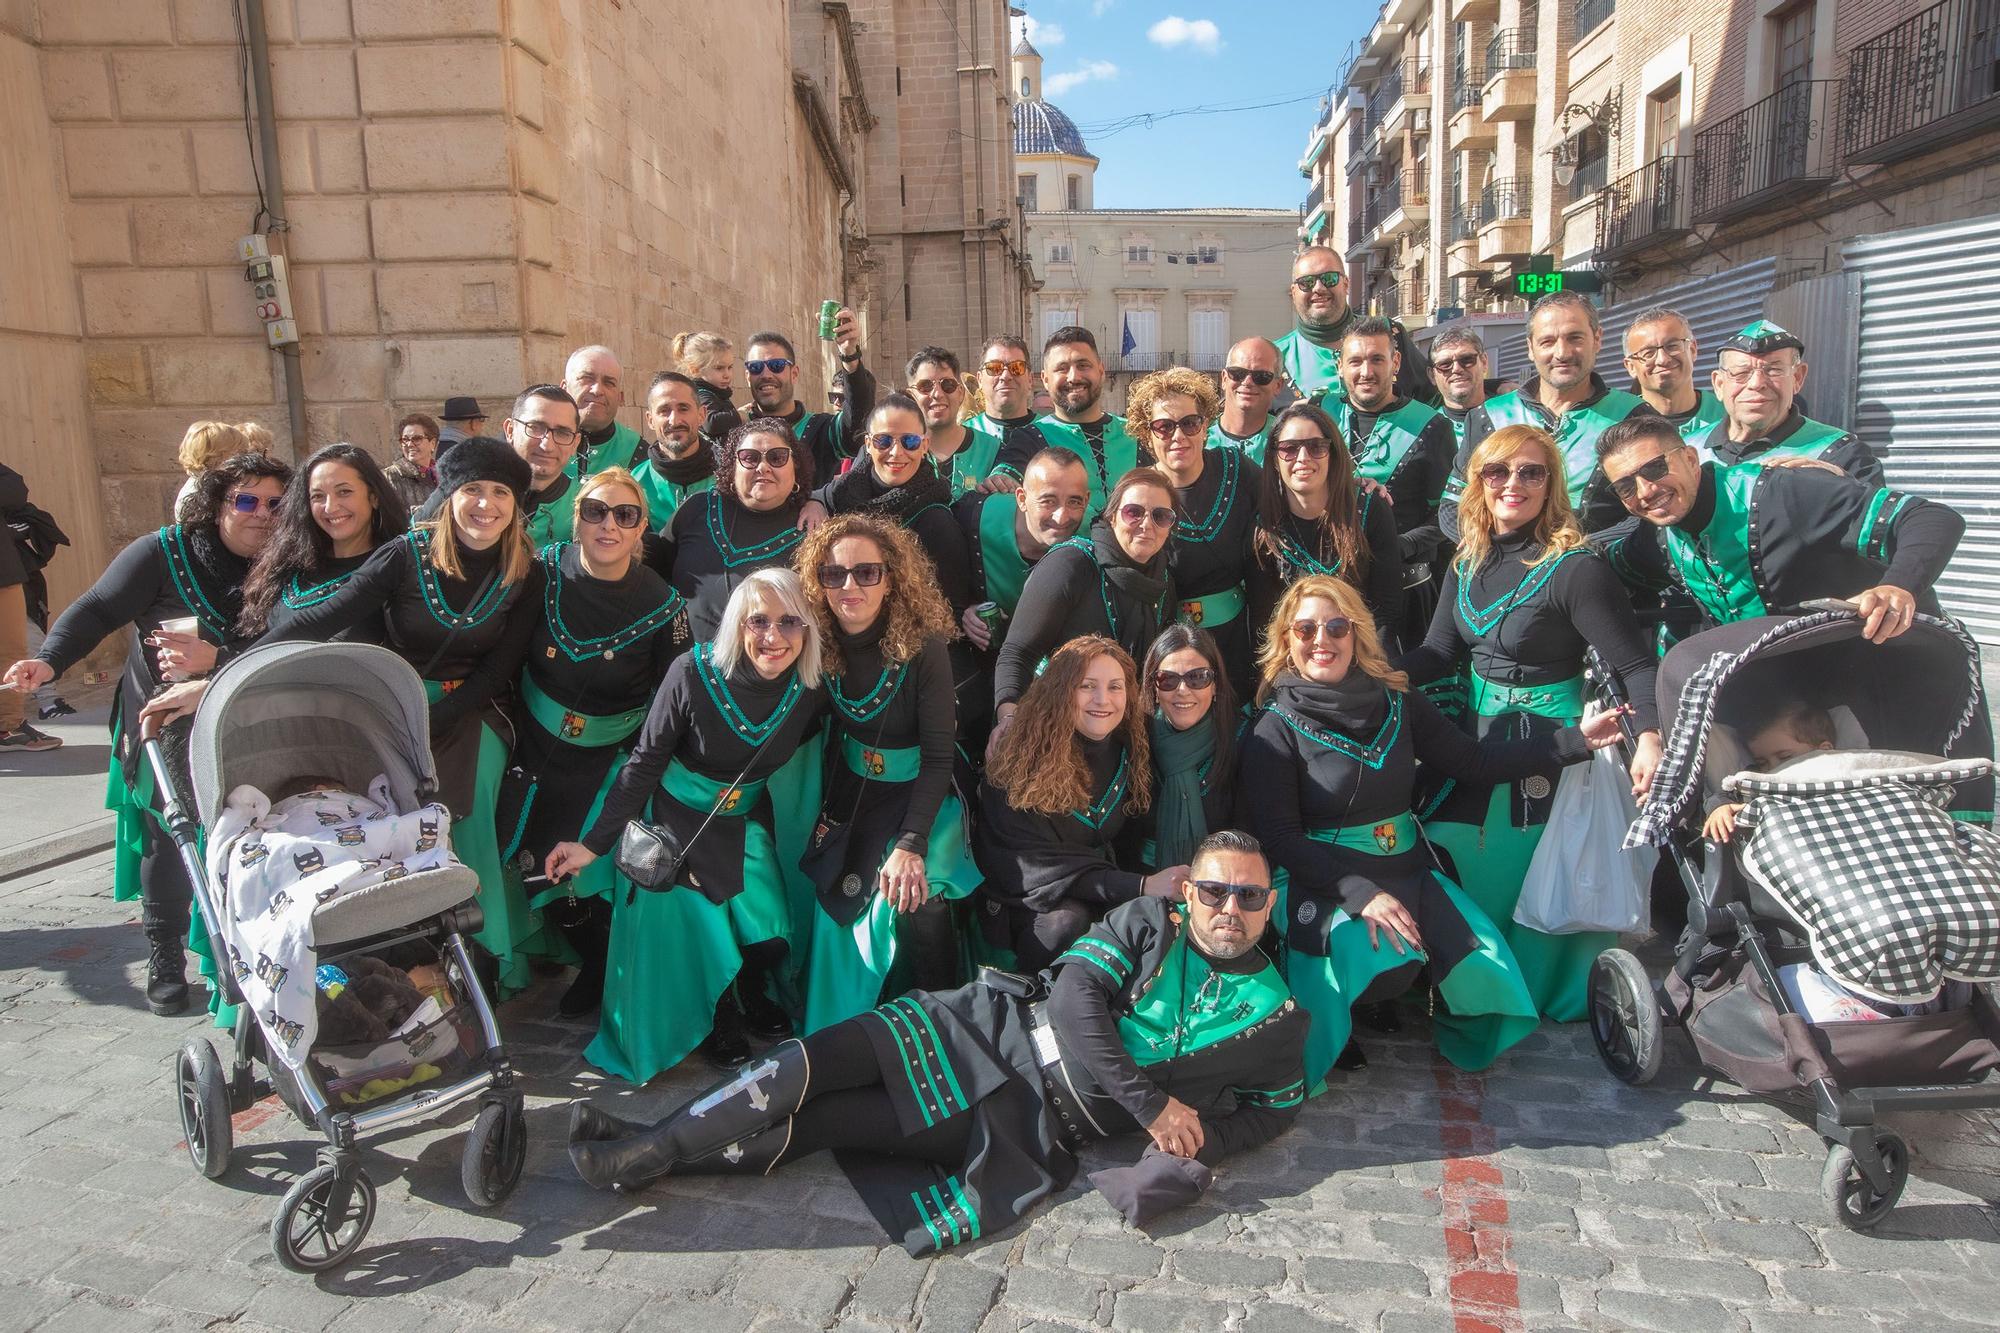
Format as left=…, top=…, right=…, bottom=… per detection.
left=0, top=724, right=61, bottom=752
left=38, top=698, right=77, bottom=721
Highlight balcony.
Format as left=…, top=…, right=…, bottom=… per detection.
left=1481, top=30, right=1537, bottom=123
left=1381, top=56, right=1433, bottom=137
left=1364, top=168, right=1430, bottom=247
left=1452, top=0, right=1499, bottom=21
left=1477, top=176, right=1532, bottom=263
left=1345, top=119, right=1371, bottom=175
left=1843, top=0, right=2000, bottom=164
left=1449, top=70, right=1496, bottom=149
left=1598, top=155, right=1692, bottom=260
left=1366, top=61, right=1405, bottom=134
left=1692, top=79, right=1842, bottom=223
left=1304, top=180, right=1327, bottom=219
left=1573, top=0, right=1616, bottom=41
left=1449, top=202, right=1483, bottom=244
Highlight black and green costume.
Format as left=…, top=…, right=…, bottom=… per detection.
left=630, top=439, right=716, bottom=534
left=1664, top=389, right=1726, bottom=446
left=572, top=420, right=645, bottom=478
left=1208, top=416, right=1276, bottom=466
left=1701, top=406, right=1883, bottom=486
left=1130, top=711, right=1235, bottom=874
left=522, top=473, right=578, bottom=549
left=1275, top=324, right=1347, bottom=404
left=765, top=363, right=878, bottom=482
left=1332, top=394, right=1457, bottom=644
left=931, top=422, right=1005, bottom=497
left=667, top=490, right=807, bottom=642
left=262, top=551, right=377, bottom=641
left=1440, top=375, right=1656, bottom=539
left=992, top=518, right=1173, bottom=711
left=994, top=414, right=1142, bottom=519
left=948, top=489, right=1061, bottom=740
left=1165, top=445, right=1262, bottom=695
left=814, top=459, right=971, bottom=611
left=1246, top=489, right=1406, bottom=647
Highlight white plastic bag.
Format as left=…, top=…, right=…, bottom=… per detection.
left=1514, top=748, right=1657, bottom=935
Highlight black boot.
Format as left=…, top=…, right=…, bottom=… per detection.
left=698, top=991, right=751, bottom=1069
left=737, top=981, right=793, bottom=1042
left=1333, top=1037, right=1369, bottom=1071
left=568, top=1039, right=810, bottom=1191
left=1355, top=1000, right=1402, bottom=1034
left=556, top=903, right=609, bottom=1019
left=142, top=909, right=190, bottom=1017
left=568, top=1101, right=648, bottom=1144
left=674, top=1118, right=793, bottom=1178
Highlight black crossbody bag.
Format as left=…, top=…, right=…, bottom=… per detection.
left=614, top=726, right=784, bottom=900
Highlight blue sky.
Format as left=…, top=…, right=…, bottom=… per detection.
left=1010, top=3, right=1373, bottom=210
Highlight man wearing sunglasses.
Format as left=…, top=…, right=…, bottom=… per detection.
left=1620, top=308, right=1724, bottom=449
left=743, top=309, right=875, bottom=482
left=1428, top=327, right=1490, bottom=446
left=991, top=326, right=1138, bottom=520
left=1702, top=320, right=1882, bottom=485
left=907, top=346, right=1004, bottom=495
left=1596, top=415, right=1960, bottom=645
left=1209, top=337, right=1283, bottom=463
left=1441, top=291, right=1656, bottom=543
left=633, top=371, right=715, bottom=533
left=564, top=345, right=643, bottom=477
left=1273, top=247, right=1436, bottom=409
left=967, top=336, right=1037, bottom=477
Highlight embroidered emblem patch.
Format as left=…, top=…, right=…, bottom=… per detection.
left=1180, top=599, right=1204, bottom=625
left=1373, top=821, right=1399, bottom=853
left=840, top=874, right=864, bottom=898
left=1297, top=900, right=1318, bottom=926
left=720, top=787, right=743, bottom=813
left=862, top=748, right=886, bottom=777
left=561, top=711, right=586, bottom=739
left=1523, top=775, right=1552, bottom=800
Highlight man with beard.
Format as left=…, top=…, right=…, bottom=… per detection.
left=632, top=371, right=715, bottom=533
left=907, top=346, right=1003, bottom=495
left=742, top=308, right=875, bottom=482
left=992, top=327, right=1137, bottom=520
left=1441, top=291, right=1655, bottom=541
left=1621, top=308, right=1724, bottom=448
left=1209, top=336, right=1283, bottom=463
left=1274, top=247, right=1434, bottom=407
left=565, top=830, right=1308, bottom=1255
left=565, top=346, right=643, bottom=476
left=1703, top=321, right=1882, bottom=484
left=413, top=385, right=581, bottom=545
left=1428, top=327, right=1490, bottom=447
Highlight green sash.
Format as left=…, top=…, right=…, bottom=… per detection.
left=938, top=426, right=1003, bottom=496
left=841, top=733, right=921, bottom=783
left=1678, top=391, right=1726, bottom=443
left=1032, top=416, right=1139, bottom=518
left=568, top=421, right=643, bottom=478
left=1467, top=671, right=1585, bottom=722
left=1481, top=388, right=1645, bottom=499
left=1305, top=811, right=1420, bottom=857
left=976, top=491, right=1032, bottom=613
left=1664, top=463, right=1767, bottom=623
left=631, top=454, right=715, bottom=533
left=1208, top=418, right=1274, bottom=467
left=525, top=479, right=577, bottom=548
left=1275, top=327, right=1343, bottom=402
left=519, top=672, right=647, bottom=747
left=1177, top=585, right=1245, bottom=629
left=660, top=756, right=769, bottom=817
left=1744, top=414, right=1848, bottom=463
left=1115, top=932, right=1292, bottom=1067
left=1337, top=398, right=1438, bottom=484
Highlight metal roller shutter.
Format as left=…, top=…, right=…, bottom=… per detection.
left=1845, top=213, right=2000, bottom=644
left=1592, top=258, right=1781, bottom=385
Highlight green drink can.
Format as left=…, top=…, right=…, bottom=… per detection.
left=818, top=300, right=840, bottom=340
left=973, top=601, right=1007, bottom=631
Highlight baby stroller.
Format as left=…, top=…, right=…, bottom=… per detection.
left=144, top=642, right=526, bottom=1272
left=1586, top=608, right=2000, bottom=1231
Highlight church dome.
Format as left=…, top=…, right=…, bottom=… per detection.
left=1013, top=98, right=1097, bottom=161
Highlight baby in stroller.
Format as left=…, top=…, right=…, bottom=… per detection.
left=1700, top=700, right=1837, bottom=844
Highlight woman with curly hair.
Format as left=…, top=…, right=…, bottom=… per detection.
left=811, top=392, right=971, bottom=610
left=1397, top=425, right=1661, bottom=1024
left=975, top=636, right=1185, bottom=970
left=1131, top=625, right=1239, bottom=873
left=669, top=418, right=815, bottom=641
left=793, top=513, right=978, bottom=1029
left=238, top=442, right=409, bottom=639
left=1248, top=403, right=1405, bottom=648
left=1238, top=576, right=1623, bottom=1083
left=1127, top=368, right=1263, bottom=695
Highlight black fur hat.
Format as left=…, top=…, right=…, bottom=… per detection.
left=434, top=434, right=531, bottom=499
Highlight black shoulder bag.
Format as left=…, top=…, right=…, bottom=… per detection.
left=614, top=725, right=784, bottom=900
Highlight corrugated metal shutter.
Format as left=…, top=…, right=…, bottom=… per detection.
left=1593, top=258, right=1781, bottom=384
left=1762, top=270, right=1861, bottom=431
left=1845, top=213, right=2000, bottom=644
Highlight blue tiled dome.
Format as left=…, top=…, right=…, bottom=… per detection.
left=1014, top=98, right=1097, bottom=161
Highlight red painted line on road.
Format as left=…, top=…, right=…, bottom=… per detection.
left=50, top=945, right=92, bottom=961
left=1434, top=1061, right=1523, bottom=1333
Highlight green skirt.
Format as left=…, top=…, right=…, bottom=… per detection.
left=803, top=793, right=983, bottom=1033
left=586, top=816, right=791, bottom=1084
left=768, top=733, right=826, bottom=990
left=1425, top=786, right=1614, bottom=1024
left=458, top=720, right=546, bottom=996
left=524, top=752, right=625, bottom=912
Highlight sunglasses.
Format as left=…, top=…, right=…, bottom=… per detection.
left=735, top=446, right=793, bottom=471
left=1291, top=616, right=1353, bottom=642
left=1293, top=273, right=1343, bottom=292
left=817, top=562, right=885, bottom=588
left=1191, top=880, right=1274, bottom=911
left=1609, top=451, right=1679, bottom=502
left=1274, top=437, right=1331, bottom=460
left=578, top=497, right=644, bottom=529
left=745, top=613, right=808, bottom=638
left=911, top=377, right=961, bottom=396
left=228, top=492, right=282, bottom=515
left=745, top=358, right=794, bottom=375
left=1479, top=462, right=1550, bottom=489
left=1149, top=414, right=1207, bottom=440
left=982, top=359, right=1029, bottom=377
left=1118, top=503, right=1177, bottom=529
left=867, top=433, right=926, bottom=454
left=1223, top=366, right=1278, bottom=387
left=1433, top=354, right=1482, bottom=372
left=1152, top=666, right=1216, bottom=694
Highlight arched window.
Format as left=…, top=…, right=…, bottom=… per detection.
left=1021, top=75, right=1030, bottom=98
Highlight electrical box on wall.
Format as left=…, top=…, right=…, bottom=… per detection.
left=237, top=233, right=299, bottom=348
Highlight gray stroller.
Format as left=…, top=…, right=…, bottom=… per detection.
left=144, top=642, right=525, bottom=1272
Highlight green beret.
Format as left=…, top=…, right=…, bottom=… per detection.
left=1720, top=319, right=1805, bottom=358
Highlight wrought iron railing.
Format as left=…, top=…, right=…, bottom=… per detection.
left=1305, top=180, right=1326, bottom=217
left=1843, top=0, right=2000, bottom=162
left=1450, top=203, right=1483, bottom=241
left=1407, top=55, right=1433, bottom=97
left=1692, top=79, right=1841, bottom=222
left=1188, top=351, right=1227, bottom=371
left=1570, top=146, right=1609, bottom=198
left=1348, top=210, right=1365, bottom=249
left=1450, top=68, right=1486, bottom=115
left=1366, top=170, right=1427, bottom=228
left=1598, top=155, right=1691, bottom=256
left=1485, top=28, right=1537, bottom=73
left=1480, top=176, right=1530, bottom=222
left=1367, top=62, right=1406, bottom=130
left=1573, top=0, right=1616, bottom=38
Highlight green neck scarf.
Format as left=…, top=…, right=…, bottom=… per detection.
left=1148, top=712, right=1216, bottom=869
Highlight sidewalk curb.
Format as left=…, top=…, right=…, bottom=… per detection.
left=0, top=816, right=116, bottom=882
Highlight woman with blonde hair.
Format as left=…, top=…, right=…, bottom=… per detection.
left=975, top=636, right=1186, bottom=970
left=1397, top=424, right=1661, bottom=1023
left=672, top=330, right=743, bottom=444
left=546, top=568, right=827, bottom=1074
left=793, top=514, right=977, bottom=1029
left=1239, top=574, right=1623, bottom=1083
left=172, top=421, right=253, bottom=520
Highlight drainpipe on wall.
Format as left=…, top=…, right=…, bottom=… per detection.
left=243, top=0, right=311, bottom=457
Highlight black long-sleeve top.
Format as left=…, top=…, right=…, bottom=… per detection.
left=1241, top=673, right=1588, bottom=915
left=1246, top=493, right=1405, bottom=643
left=812, top=462, right=973, bottom=612
left=260, top=530, right=538, bottom=734
left=260, top=551, right=380, bottom=642
left=523, top=544, right=689, bottom=716
left=0, top=463, right=28, bottom=587
left=1398, top=530, right=1660, bottom=735
left=993, top=525, right=1173, bottom=709
left=772, top=361, right=878, bottom=482
left=1046, top=897, right=1308, bottom=1161
left=827, top=624, right=957, bottom=849
left=581, top=648, right=827, bottom=855
left=1338, top=398, right=1456, bottom=568
left=694, top=380, right=744, bottom=446
left=976, top=734, right=1144, bottom=912
left=666, top=491, right=806, bottom=642
left=1166, top=446, right=1262, bottom=599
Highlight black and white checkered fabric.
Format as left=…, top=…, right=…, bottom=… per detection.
left=1738, top=772, right=2000, bottom=1003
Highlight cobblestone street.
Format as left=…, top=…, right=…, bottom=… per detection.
left=4, top=849, right=2000, bottom=1333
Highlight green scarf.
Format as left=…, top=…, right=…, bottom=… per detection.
left=1149, top=712, right=1216, bottom=869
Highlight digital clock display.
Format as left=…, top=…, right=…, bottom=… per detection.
left=1513, top=272, right=1567, bottom=296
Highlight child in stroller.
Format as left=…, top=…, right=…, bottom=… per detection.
left=1700, top=700, right=1836, bottom=844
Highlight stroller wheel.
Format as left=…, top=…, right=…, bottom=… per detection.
left=272, top=1162, right=376, bottom=1273
left=1587, top=949, right=1664, bottom=1085
left=1823, top=1130, right=1909, bottom=1231
left=174, top=1037, right=233, bottom=1179
left=461, top=1099, right=527, bottom=1208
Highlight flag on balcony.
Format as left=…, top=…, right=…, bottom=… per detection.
left=1121, top=314, right=1137, bottom=360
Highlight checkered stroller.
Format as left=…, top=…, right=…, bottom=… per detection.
left=1586, top=609, right=2000, bottom=1231
left=142, top=642, right=525, bottom=1272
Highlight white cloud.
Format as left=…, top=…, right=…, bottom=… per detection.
left=1045, top=60, right=1119, bottom=95
left=1147, top=16, right=1222, bottom=52
left=1013, top=16, right=1066, bottom=46
left=1092, top=0, right=1115, bottom=13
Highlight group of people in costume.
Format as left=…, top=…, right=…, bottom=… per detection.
left=4, top=265, right=1977, bottom=1252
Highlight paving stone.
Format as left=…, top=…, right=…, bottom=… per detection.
left=504, top=1274, right=648, bottom=1329
left=1595, top=1288, right=1747, bottom=1332
left=1169, top=1247, right=1288, bottom=1289
left=1240, top=1299, right=1352, bottom=1331
left=1695, top=1218, right=1823, bottom=1264
left=1296, top=1256, right=1430, bottom=1298
left=1774, top=1267, right=1914, bottom=1310
left=1506, top=1235, right=1611, bottom=1279
left=851, top=1249, right=928, bottom=1323
left=1336, top=1180, right=1440, bottom=1218
left=142, top=1267, right=262, bottom=1318
left=1001, top=1265, right=1107, bottom=1322
left=241, top=1280, right=356, bottom=1333
left=1631, top=1254, right=1771, bottom=1301
left=1109, top=1289, right=1236, bottom=1332
left=1066, top=1233, right=1164, bottom=1278
left=918, top=1259, right=1003, bottom=1332
left=624, top=1300, right=757, bottom=1333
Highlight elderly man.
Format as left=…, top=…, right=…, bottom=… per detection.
left=1621, top=308, right=1724, bottom=447
left=436, top=396, right=487, bottom=456
left=992, top=326, right=1138, bottom=518
left=1441, top=291, right=1656, bottom=540
left=742, top=308, right=874, bottom=482
left=564, top=346, right=642, bottom=477
left=1209, top=336, right=1283, bottom=463
left=1703, top=320, right=1882, bottom=484
left=1428, top=327, right=1490, bottom=447
left=632, top=371, right=715, bottom=533
left=907, top=346, right=1002, bottom=495
left=566, top=829, right=1307, bottom=1254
